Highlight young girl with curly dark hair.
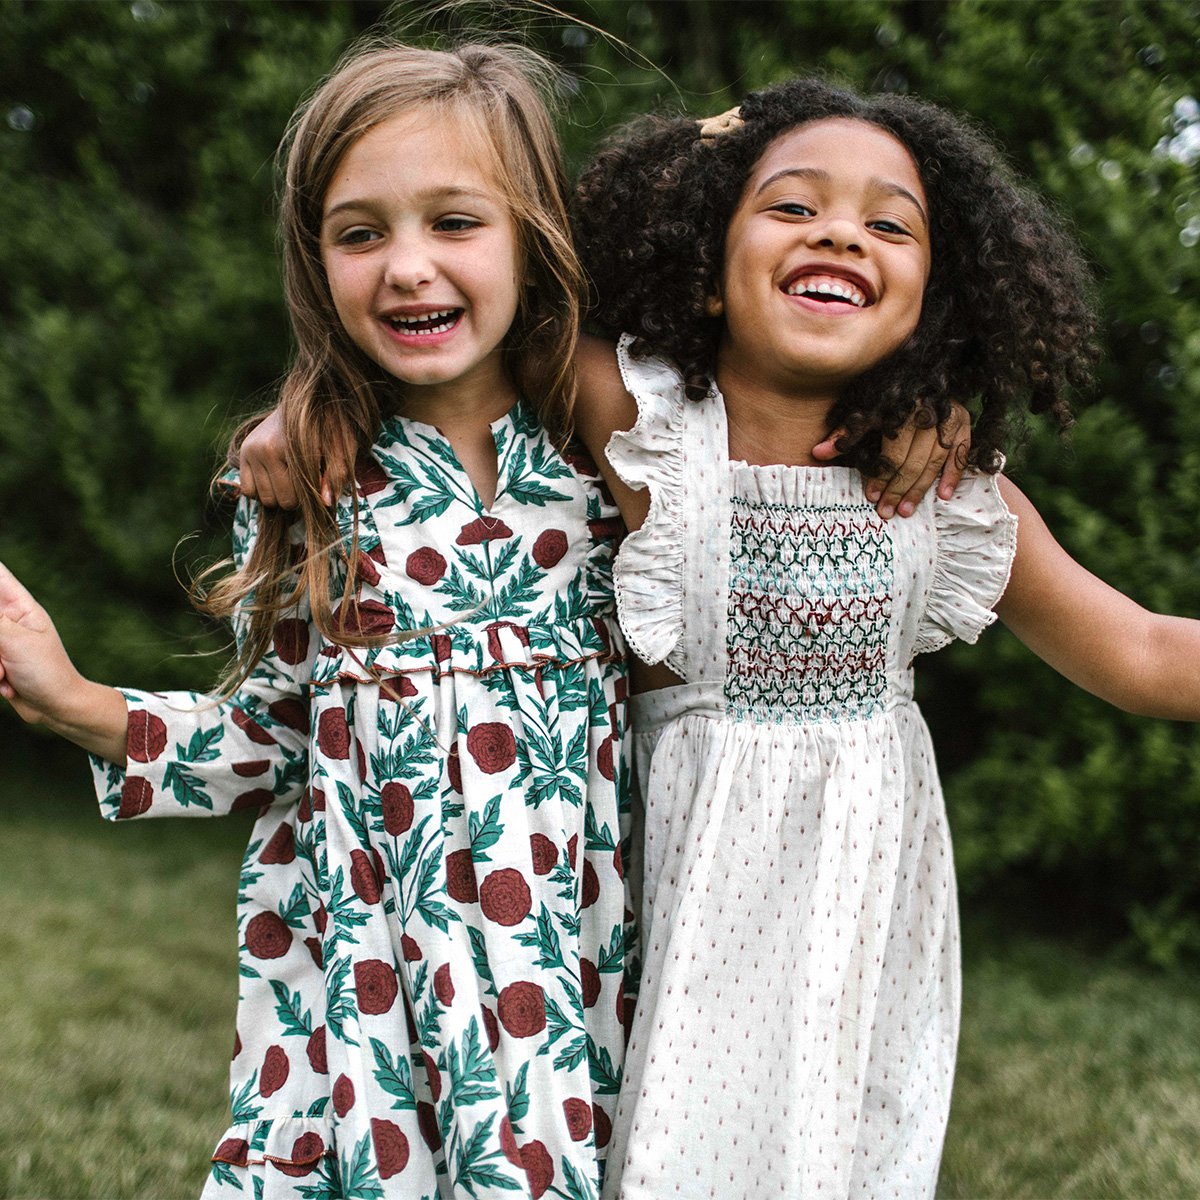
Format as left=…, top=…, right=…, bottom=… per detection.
left=560, top=78, right=1200, bottom=1199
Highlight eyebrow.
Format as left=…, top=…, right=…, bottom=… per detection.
left=323, top=186, right=497, bottom=220
left=755, top=166, right=928, bottom=227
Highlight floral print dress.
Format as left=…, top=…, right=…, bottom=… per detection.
left=92, top=401, right=634, bottom=1200
left=599, top=339, right=1017, bottom=1200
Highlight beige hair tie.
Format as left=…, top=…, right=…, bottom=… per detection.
left=698, top=106, right=743, bottom=139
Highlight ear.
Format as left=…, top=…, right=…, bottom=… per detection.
left=705, top=292, right=724, bottom=318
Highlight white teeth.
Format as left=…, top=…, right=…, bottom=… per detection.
left=786, top=279, right=867, bottom=307
left=387, top=309, right=459, bottom=335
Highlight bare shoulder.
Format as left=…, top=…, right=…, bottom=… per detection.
left=574, top=334, right=638, bottom=457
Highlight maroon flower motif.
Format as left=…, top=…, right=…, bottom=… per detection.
left=581, top=959, right=600, bottom=1009
left=380, top=675, right=418, bottom=703
left=406, top=547, right=448, bottom=585
left=532, top=529, right=568, bottom=569
left=588, top=515, right=623, bottom=542
left=333, top=599, right=395, bottom=638
left=581, top=861, right=600, bottom=909
left=269, top=698, right=310, bottom=733
left=233, top=1030, right=242, bottom=1058
left=356, top=738, right=368, bottom=782
left=592, top=1103, right=612, bottom=1149
left=597, top=734, right=615, bottom=782
left=306, top=1025, right=327, bottom=1074
left=497, top=981, right=546, bottom=1038
left=417, top=1101, right=441, bottom=1151
left=245, top=911, right=292, bottom=960
left=486, top=622, right=530, bottom=664
left=403, top=994, right=419, bottom=1044
left=563, top=1097, right=592, bottom=1142
left=350, top=849, right=381, bottom=904
left=213, top=1138, right=249, bottom=1167
left=431, top=633, right=453, bottom=663
left=333, top=1073, right=355, bottom=1117
left=529, top=833, right=557, bottom=876
left=304, top=937, right=323, bottom=968
left=273, top=619, right=309, bottom=665
left=401, top=934, right=422, bottom=962
left=466, top=723, right=517, bottom=775
left=520, top=1140, right=554, bottom=1199
left=233, top=706, right=276, bottom=746
left=621, top=990, right=636, bottom=1040
left=355, top=959, right=399, bottom=1014
left=434, top=963, right=455, bottom=1006
left=499, top=1116, right=522, bottom=1167
left=298, top=791, right=313, bottom=823
left=445, top=849, right=478, bottom=903
left=357, top=456, right=389, bottom=496
left=446, top=745, right=463, bottom=792
left=356, top=551, right=381, bottom=588
left=232, top=788, right=275, bottom=813
left=481, top=1005, right=500, bottom=1052
left=316, top=709, right=351, bottom=759
left=479, top=868, right=532, bottom=926
left=561, top=443, right=599, bottom=477
left=232, top=759, right=270, bottom=778
left=381, top=782, right=413, bottom=835
left=312, top=903, right=328, bottom=933
left=260, top=1045, right=289, bottom=1097
left=259, top=824, right=296, bottom=865
left=127, top=711, right=167, bottom=762
left=456, top=516, right=513, bottom=546
left=117, top=777, right=153, bottom=818
left=371, top=1119, right=410, bottom=1179
left=567, top=834, right=578, bottom=870
left=271, top=1132, right=326, bottom=1177
left=423, top=1050, right=442, bottom=1101
left=614, top=844, right=624, bottom=879
left=312, top=788, right=326, bottom=812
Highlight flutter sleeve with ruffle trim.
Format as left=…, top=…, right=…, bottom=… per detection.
left=913, top=469, right=1019, bottom=657
left=604, top=334, right=689, bottom=672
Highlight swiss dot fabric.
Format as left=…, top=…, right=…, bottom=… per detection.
left=601, top=337, right=1017, bottom=1200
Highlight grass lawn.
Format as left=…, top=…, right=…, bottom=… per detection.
left=2, top=760, right=1199, bottom=1199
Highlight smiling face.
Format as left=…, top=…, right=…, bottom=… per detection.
left=320, top=109, right=523, bottom=409
left=717, top=117, right=931, bottom=404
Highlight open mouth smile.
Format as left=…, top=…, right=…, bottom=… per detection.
left=782, top=270, right=873, bottom=309
left=382, top=308, right=464, bottom=336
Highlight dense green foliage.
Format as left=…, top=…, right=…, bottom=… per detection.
left=2, top=0, right=1198, bottom=960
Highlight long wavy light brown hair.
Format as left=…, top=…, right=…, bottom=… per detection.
left=197, top=39, right=583, bottom=689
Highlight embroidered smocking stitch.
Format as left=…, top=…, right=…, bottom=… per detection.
left=724, top=497, right=894, bottom=724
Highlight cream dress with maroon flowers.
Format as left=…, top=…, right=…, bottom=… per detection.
left=93, top=400, right=634, bottom=1200
left=599, top=339, right=1017, bottom=1200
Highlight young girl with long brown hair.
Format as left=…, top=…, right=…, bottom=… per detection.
left=0, top=40, right=632, bottom=1200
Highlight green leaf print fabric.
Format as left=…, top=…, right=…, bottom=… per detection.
left=91, top=401, right=635, bottom=1200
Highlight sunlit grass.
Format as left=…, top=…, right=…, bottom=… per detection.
left=3, top=761, right=1199, bottom=1199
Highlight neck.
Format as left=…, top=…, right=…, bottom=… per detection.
left=397, top=351, right=520, bottom=433
left=716, top=352, right=837, bottom=468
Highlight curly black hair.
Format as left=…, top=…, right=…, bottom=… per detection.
left=573, top=77, right=1099, bottom=471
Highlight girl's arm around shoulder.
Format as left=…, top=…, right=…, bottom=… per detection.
left=995, top=476, right=1200, bottom=720
left=574, top=334, right=651, bottom=535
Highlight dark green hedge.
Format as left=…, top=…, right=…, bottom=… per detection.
left=2, top=0, right=1198, bottom=962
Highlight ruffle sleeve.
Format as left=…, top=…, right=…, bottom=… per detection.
left=604, top=334, right=687, bottom=669
left=913, top=469, right=1018, bottom=656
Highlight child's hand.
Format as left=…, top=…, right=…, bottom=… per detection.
left=238, top=409, right=304, bottom=508
left=0, top=563, right=127, bottom=759
left=813, top=402, right=971, bottom=519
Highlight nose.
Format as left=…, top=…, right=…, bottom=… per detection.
left=382, top=233, right=436, bottom=291
left=805, top=215, right=863, bottom=254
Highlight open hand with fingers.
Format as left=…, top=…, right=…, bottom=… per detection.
left=812, top=401, right=972, bottom=518
left=0, top=562, right=128, bottom=760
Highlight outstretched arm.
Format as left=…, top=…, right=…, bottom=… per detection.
left=0, top=562, right=128, bottom=761
left=996, top=477, right=1200, bottom=719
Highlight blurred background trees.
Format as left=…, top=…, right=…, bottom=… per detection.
left=2, top=0, right=1197, bottom=963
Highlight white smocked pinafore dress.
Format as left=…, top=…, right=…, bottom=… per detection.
left=600, top=337, right=1018, bottom=1200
